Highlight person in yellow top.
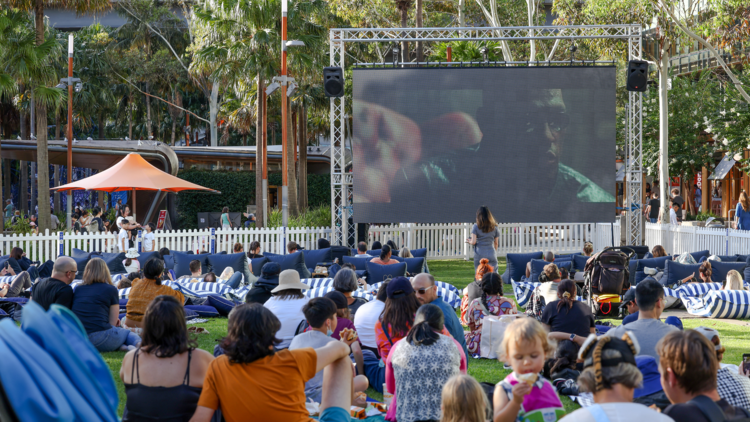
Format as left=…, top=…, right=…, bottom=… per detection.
left=123, top=258, right=184, bottom=330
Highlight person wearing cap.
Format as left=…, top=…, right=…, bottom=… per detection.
left=559, top=333, right=673, bottom=422
left=262, top=269, right=310, bottom=349
left=412, top=273, right=469, bottom=360
left=243, top=212, right=255, bottom=228
left=245, top=262, right=281, bottom=305
left=123, top=248, right=141, bottom=274
left=694, top=326, right=750, bottom=412
left=620, top=288, right=639, bottom=325
left=658, top=330, right=750, bottom=422
left=289, top=297, right=369, bottom=407
left=604, top=278, right=678, bottom=359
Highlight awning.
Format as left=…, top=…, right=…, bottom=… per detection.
left=708, top=156, right=737, bottom=180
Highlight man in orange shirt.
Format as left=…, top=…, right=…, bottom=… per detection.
left=188, top=303, right=355, bottom=422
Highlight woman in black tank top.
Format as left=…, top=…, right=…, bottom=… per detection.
left=119, top=295, right=216, bottom=421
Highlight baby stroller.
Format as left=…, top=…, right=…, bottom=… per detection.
left=583, top=246, right=635, bottom=319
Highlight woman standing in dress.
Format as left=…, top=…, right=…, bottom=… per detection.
left=466, top=206, right=500, bottom=272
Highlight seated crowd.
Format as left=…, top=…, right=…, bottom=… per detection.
left=15, top=238, right=750, bottom=422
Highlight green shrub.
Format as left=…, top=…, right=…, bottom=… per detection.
left=266, top=205, right=331, bottom=228
left=175, top=170, right=331, bottom=229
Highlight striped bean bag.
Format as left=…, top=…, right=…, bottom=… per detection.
left=306, top=286, right=374, bottom=302
left=682, top=290, right=750, bottom=318
left=511, top=281, right=583, bottom=309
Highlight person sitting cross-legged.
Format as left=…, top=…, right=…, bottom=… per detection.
left=188, top=303, right=355, bottom=422
left=604, top=278, right=678, bottom=359
left=120, top=295, right=214, bottom=422
left=289, top=297, right=369, bottom=406
left=658, top=330, right=750, bottom=421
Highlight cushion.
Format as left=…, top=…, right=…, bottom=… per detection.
left=71, top=248, right=94, bottom=259
left=572, top=254, right=590, bottom=272
left=682, top=290, right=750, bottom=318
left=173, top=251, right=209, bottom=278
left=99, top=252, right=127, bottom=275
left=163, top=255, right=175, bottom=270
left=250, top=257, right=269, bottom=277
left=184, top=305, right=220, bottom=318
left=528, top=259, right=571, bottom=283
left=265, top=251, right=311, bottom=279
left=136, top=251, right=161, bottom=268
left=689, top=250, right=710, bottom=263
left=503, top=252, right=543, bottom=284
left=342, top=256, right=371, bottom=271
left=184, top=308, right=199, bottom=320
left=663, top=260, right=701, bottom=287
left=737, top=255, right=749, bottom=262
left=205, top=295, right=237, bottom=316
left=634, top=256, right=672, bottom=284
left=709, top=261, right=747, bottom=282
left=411, top=248, right=427, bottom=258
left=404, top=257, right=426, bottom=275
left=390, top=255, right=404, bottom=263
left=366, top=261, right=407, bottom=283
left=304, top=248, right=333, bottom=270
left=66, top=254, right=92, bottom=276
left=207, top=252, right=252, bottom=287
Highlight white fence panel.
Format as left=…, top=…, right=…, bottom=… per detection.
left=644, top=223, right=750, bottom=256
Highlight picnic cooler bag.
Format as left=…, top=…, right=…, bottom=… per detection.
left=479, top=314, right=522, bottom=359
left=590, top=294, right=621, bottom=318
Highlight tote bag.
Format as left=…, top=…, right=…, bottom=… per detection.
left=479, top=314, right=523, bottom=359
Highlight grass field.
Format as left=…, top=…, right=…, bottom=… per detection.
left=102, top=258, right=750, bottom=417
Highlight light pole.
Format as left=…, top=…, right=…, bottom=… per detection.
left=55, top=35, right=83, bottom=230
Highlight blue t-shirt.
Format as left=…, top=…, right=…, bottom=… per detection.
left=71, top=283, right=119, bottom=334
left=622, top=311, right=639, bottom=325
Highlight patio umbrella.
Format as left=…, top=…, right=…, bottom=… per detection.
left=51, top=152, right=219, bottom=221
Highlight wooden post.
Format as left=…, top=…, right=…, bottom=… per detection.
left=701, top=166, right=709, bottom=214
left=20, top=161, right=28, bottom=213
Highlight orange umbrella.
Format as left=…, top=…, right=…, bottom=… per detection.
left=51, top=153, right=219, bottom=221
left=51, top=153, right=219, bottom=193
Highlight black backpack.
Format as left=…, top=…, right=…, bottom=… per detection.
left=584, top=247, right=634, bottom=296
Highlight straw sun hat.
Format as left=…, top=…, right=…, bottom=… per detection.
left=271, top=269, right=310, bottom=293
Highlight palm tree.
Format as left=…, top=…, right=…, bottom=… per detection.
left=5, top=0, right=109, bottom=232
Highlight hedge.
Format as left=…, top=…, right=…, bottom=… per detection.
left=176, top=170, right=331, bottom=229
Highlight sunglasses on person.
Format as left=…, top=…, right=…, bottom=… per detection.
left=415, top=285, right=436, bottom=295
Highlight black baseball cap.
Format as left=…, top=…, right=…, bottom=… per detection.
left=620, top=288, right=636, bottom=309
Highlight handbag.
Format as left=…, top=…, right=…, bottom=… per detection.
left=479, top=313, right=521, bottom=359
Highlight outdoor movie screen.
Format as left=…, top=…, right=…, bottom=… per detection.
left=352, top=66, right=617, bottom=224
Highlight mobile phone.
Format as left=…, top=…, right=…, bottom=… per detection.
left=743, top=353, right=750, bottom=364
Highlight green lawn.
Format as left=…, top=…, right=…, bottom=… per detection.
left=103, top=258, right=750, bottom=417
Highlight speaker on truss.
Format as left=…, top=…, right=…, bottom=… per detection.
left=323, top=67, right=344, bottom=97
left=626, top=60, right=649, bottom=92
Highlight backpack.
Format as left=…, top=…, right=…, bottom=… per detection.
left=584, top=248, right=632, bottom=296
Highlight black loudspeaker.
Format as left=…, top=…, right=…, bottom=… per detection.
left=323, top=67, right=344, bottom=97
left=626, top=60, right=649, bottom=92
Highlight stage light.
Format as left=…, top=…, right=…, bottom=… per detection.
left=323, top=67, right=344, bottom=97
left=287, top=82, right=297, bottom=96
left=286, top=40, right=305, bottom=47
left=266, top=82, right=280, bottom=95
left=480, top=47, right=488, bottom=63
left=626, top=60, right=649, bottom=92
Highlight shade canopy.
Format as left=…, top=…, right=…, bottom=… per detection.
left=50, top=152, right=219, bottom=194
left=708, top=156, right=736, bottom=181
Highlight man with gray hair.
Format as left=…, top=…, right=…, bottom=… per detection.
left=32, top=256, right=77, bottom=311
left=412, top=273, right=469, bottom=360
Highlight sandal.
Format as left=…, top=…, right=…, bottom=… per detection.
left=188, top=327, right=209, bottom=334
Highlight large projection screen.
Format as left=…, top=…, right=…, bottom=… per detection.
left=352, top=67, right=617, bottom=224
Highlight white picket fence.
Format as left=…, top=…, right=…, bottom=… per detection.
left=368, top=221, right=620, bottom=259
left=644, top=222, right=750, bottom=256
left=0, top=221, right=621, bottom=263
left=0, top=226, right=332, bottom=263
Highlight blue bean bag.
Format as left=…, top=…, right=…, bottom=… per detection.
left=99, top=252, right=127, bottom=275
left=633, top=256, right=672, bottom=285
left=342, top=256, right=370, bottom=271
left=411, top=248, right=427, bottom=258
left=173, top=251, right=210, bottom=278
left=265, top=251, right=312, bottom=279
left=184, top=305, right=220, bottom=318
left=663, top=260, right=701, bottom=287
left=207, top=252, right=252, bottom=287
left=709, top=261, right=747, bottom=283
left=404, top=257, right=426, bottom=274
left=366, top=261, right=407, bottom=283
left=502, top=252, right=543, bottom=284
left=573, top=254, right=590, bottom=272
left=19, top=302, right=118, bottom=421
left=249, top=257, right=269, bottom=277
left=304, top=248, right=333, bottom=272
left=184, top=308, right=199, bottom=320
left=689, top=250, right=711, bottom=263
left=136, top=251, right=161, bottom=268
left=163, top=254, right=175, bottom=270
